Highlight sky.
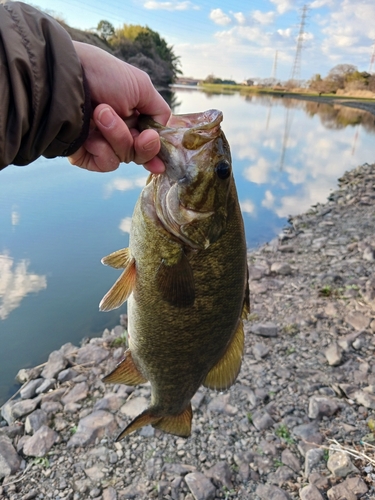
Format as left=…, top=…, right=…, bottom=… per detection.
left=24, top=0, right=375, bottom=82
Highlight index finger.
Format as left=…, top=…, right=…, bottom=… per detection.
left=135, top=71, right=171, bottom=126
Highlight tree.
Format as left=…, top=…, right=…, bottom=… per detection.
left=109, top=25, right=181, bottom=85
left=96, top=20, right=114, bottom=41
left=326, top=64, right=357, bottom=90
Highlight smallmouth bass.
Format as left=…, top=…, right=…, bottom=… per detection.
left=100, top=109, right=249, bottom=439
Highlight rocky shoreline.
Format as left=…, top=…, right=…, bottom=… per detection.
left=1, top=163, right=375, bottom=499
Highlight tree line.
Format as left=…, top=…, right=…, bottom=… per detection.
left=95, top=20, right=181, bottom=88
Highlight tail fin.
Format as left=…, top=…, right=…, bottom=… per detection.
left=116, top=404, right=192, bottom=440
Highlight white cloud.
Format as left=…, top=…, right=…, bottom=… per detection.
left=144, top=1, right=199, bottom=11
left=269, top=0, right=296, bottom=14
left=233, top=12, right=246, bottom=25
left=0, top=253, right=47, bottom=320
left=252, top=10, right=275, bottom=25
left=240, top=199, right=256, bottom=215
left=119, top=217, right=132, bottom=234
left=262, top=190, right=276, bottom=209
left=104, top=176, right=148, bottom=198
left=243, top=158, right=274, bottom=185
left=209, top=8, right=232, bottom=26
left=277, top=28, right=292, bottom=38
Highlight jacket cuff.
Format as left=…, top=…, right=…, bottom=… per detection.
left=62, top=68, right=92, bottom=157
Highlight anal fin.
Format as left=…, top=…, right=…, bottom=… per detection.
left=99, top=257, right=136, bottom=311
left=116, top=404, right=192, bottom=440
left=103, top=350, right=147, bottom=385
left=153, top=404, right=192, bottom=437
left=203, top=320, right=244, bottom=391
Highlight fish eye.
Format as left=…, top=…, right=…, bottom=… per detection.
left=215, top=161, right=231, bottom=180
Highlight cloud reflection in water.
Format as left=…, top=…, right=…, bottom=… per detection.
left=0, top=253, right=47, bottom=320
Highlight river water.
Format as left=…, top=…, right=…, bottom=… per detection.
left=1, top=89, right=375, bottom=404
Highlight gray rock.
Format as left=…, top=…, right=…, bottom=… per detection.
left=75, top=344, right=109, bottom=366
left=61, top=382, right=88, bottom=405
left=253, top=342, right=270, bottom=359
left=0, top=423, right=24, bottom=439
left=271, top=262, right=292, bottom=275
left=205, top=461, right=232, bottom=489
left=103, top=487, right=117, bottom=500
left=22, top=425, right=58, bottom=457
left=67, top=410, right=117, bottom=447
left=163, top=463, right=196, bottom=477
left=352, top=390, right=375, bottom=409
left=250, top=322, right=278, bottom=337
left=25, top=409, right=48, bottom=434
left=35, top=378, right=56, bottom=394
left=281, top=448, right=301, bottom=473
left=327, top=483, right=356, bottom=500
left=304, top=448, right=324, bottom=477
left=256, top=484, right=291, bottom=500
left=324, top=343, right=343, bottom=366
left=1, top=399, right=39, bottom=425
left=93, top=392, right=124, bottom=412
left=252, top=411, right=275, bottom=430
left=299, top=484, right=324, bottom=500
left=343, top=476, right=368, bottom=496
left=345, top=312, right=370, bottom=331
left=337, top=331, right=362, bottom=351
left=20, top=378, right=44, bottom=399
left=268, top=466, right=295, bottom=487
left=41, top=350, right=67, bottom=379
left=15, top=367, right=42, bottom=384
left=57, top=368, right=79, bottom=383
left=207, top=394, right=238, bottom=416
left=40, top=401, right=63, bottom=413
left=0, top=436, right=22, bottom=478
left=185, top=472, right=216, bottom=500
left=308, top=396, right=339, bottom=419
left=327, top=451, right=358, bottom=478
left=120, top=396, right=148, bottom=417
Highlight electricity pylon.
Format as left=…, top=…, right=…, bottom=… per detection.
left=290, top=4, right=309, bottom=84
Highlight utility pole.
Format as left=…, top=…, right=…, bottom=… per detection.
left=290, top=4, right=309, bottom=85
left=369, top=40, right=375, bottom=73
left=272, top=50, right=278, bottom=82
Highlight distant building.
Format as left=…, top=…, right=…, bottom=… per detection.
left=175, top=77, right=201, bottom=86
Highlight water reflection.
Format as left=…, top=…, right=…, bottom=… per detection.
left=104, top=175, right=148, bottom=198
left=1, top=89, right=375, bottom=405
left=0, top=253, right=47, bottom=320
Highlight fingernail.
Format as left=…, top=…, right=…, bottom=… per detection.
left=143, top=139, right=159, bottom=151
left=98, top=107, right=115, bottom=128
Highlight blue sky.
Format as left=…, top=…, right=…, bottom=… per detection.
left=26, top=0, right=375, bottom=82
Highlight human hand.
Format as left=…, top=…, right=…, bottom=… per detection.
left=69, top=41, right=171, bottom=173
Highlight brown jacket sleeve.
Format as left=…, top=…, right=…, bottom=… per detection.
left=0, top=1, right=91, bottom=170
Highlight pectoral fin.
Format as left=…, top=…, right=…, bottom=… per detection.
left=203, top=320, right=244, bottom=391
left=156, top=252, right=195, bottom=307
left=99, top=258, right=136, bottom=311
left=103, top=350, right=147, bottom=385
left=101, top=247, right=132, bottom=269
left=116, top=404, right=192, bottom=440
